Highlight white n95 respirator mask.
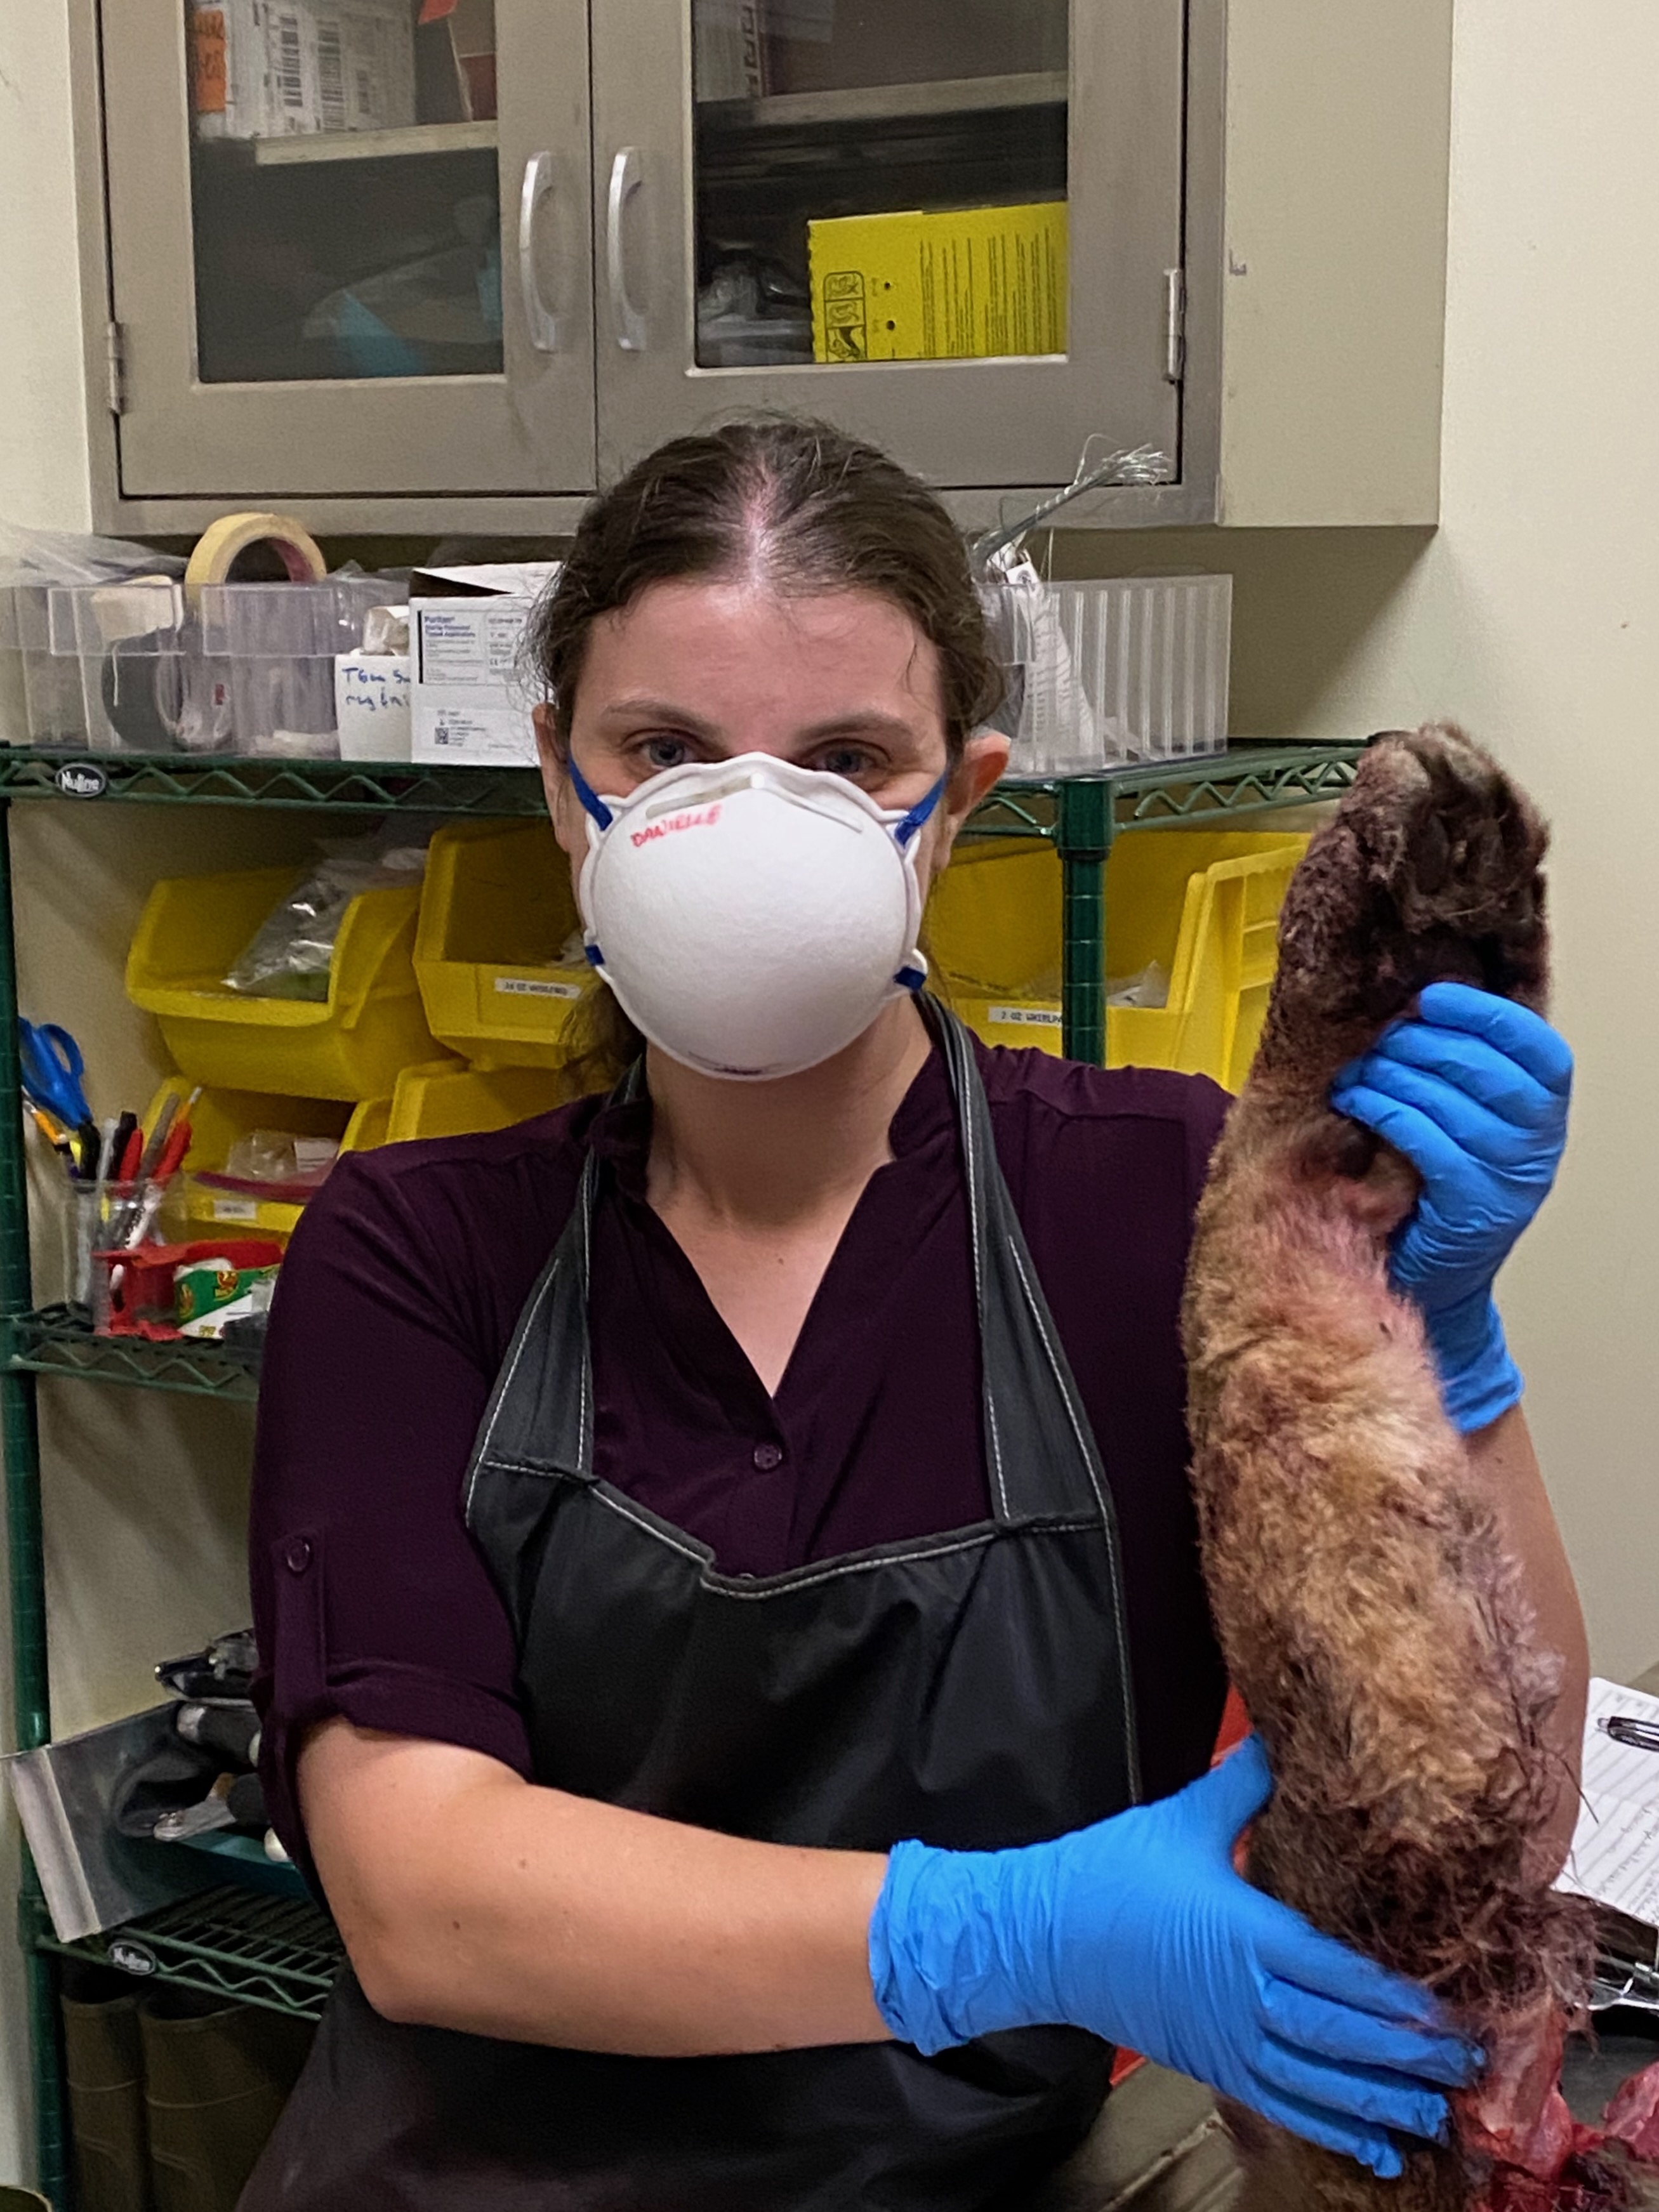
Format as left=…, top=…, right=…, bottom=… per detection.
left=569, top=751, right=944, bottom=1081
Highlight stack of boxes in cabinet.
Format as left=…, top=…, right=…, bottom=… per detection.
left=123, top=823, right=595, bottom=1245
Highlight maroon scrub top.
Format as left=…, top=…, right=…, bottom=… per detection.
left=249, top=1036, right=1232, bottom=1881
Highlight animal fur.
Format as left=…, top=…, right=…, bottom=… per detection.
left=1180, top=726, right=1637, bottom=2211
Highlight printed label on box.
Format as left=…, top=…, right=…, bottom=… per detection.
left=412, top=694, right=537, bottom=766
left=416, top=601, right=531, bottom=687
left=988, top=1004, right=1062, bottom=1029
left=211, top=1196, right=260, bottom=1223
left=494, top=977, right=585, bottom=1001
left=809, top=202, right=1068, bottom=364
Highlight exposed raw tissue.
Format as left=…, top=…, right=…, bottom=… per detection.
left=1180, top=727, right=1659, bottom=2208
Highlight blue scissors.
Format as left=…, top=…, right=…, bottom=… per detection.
left=17, top=1019, right=93, bottom=1132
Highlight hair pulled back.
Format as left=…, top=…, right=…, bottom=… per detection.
left=527, top=416, right=1002, bottom=754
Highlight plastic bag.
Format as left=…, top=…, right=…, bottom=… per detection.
left=1106, top=961, right=1169, bottom=1010
left=977, top=541, right=1111, bottom=773
left=223, top=834, right=429, bottom=1000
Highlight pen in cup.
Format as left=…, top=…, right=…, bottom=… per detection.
left=123, top=1116, right=194, bottom=1249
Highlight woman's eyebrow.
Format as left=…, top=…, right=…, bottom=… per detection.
left=794, top=711, right=922, bottom=744
left=593, top=696, right=720, bottom=735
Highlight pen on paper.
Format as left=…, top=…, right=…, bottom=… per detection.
left=1599, top=1716, right=1659, bottom=1754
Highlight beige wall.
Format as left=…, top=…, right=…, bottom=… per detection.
left=1, top=6, right=86, bottom=2183
left=1, top=0, right=1658, bottom=2186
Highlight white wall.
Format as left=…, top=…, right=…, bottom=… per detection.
left=2, top=0, right=1658, bottom=2187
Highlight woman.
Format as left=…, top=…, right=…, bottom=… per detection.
left=244, top=419, right=1579, bottom=2209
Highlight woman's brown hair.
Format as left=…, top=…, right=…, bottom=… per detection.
left=527, top=416, right=1003, bottom=1091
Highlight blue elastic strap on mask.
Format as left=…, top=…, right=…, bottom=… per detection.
left=567, top=752, right=614, bottom=831
left=892, top=777, right=946, bottom=848
left=892, top=779, right=946, bottom=992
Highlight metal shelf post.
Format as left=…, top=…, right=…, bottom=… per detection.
left=0, top=803, right=67, bottom=2204
left=1054, top=778, right=1114, bottom=1066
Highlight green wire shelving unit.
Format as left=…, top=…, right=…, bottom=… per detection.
left=0, top=736, right=1363, bottom=2203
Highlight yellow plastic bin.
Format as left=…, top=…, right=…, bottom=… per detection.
left=144, top=1077, right=387, bottom=1241
left=414, top=822, right=596, bottom=1071
left=928, top=830, right=1309, bottom=1092
left=126, top=864, right=444, bottom=1100
left=383, top=1059, right=579, bottom=1143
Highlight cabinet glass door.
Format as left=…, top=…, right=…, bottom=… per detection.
left=103, top=1, right=595, bottom=498
left=593, top=1, right=1184, bottom=490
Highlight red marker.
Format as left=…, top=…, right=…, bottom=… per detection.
left=152, top=1120, right=192, bottom=1185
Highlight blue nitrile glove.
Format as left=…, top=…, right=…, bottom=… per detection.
left=1328, top=982, right=1573, bottom=1433
left=869, top=1737, right=1479, bottom=2182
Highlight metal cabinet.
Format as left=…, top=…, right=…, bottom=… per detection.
left=100, top=0, right=595, bottom=498
left=590, top=0, right=1183, bottom=491
left=70, top=0, right=1453, bottom=536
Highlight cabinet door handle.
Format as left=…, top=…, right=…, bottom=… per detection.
left=607, top=147, right=647, bottom=353
left=518, top=152, right=561, bottom=353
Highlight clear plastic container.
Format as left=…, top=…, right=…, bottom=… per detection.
left=1008, top=574, right=1233, bottom=774
left=11, top=583, right=88, bottom=749
left=45, top=580, right=201, bottom=754
left=63, top=1178, right=170, bottom=1310
left=0, top=527, right=188, bottom=748
left=197, top=577, right=388, bottom=757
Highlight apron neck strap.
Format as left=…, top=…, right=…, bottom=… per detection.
left=472, top=1008, right=1121, bottom=1538
left=920, top=996, right=1123, bottom=1531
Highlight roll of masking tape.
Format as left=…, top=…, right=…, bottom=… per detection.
left=183, top=512, right=328, bottom=608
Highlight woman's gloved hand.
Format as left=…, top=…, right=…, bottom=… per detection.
left=1328, top=982, right=1573, bottom=1433
left=869, top=1738, right=1479, bottom=2181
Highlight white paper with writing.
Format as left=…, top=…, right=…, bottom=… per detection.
left=1557, top=1676, right=1659, bottom=1925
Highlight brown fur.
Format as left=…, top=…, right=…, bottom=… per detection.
left=1180, top=727, right=1606, bottom=2211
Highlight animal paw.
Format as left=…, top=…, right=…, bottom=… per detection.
left=1256, top=725, right=1550, bottom=1088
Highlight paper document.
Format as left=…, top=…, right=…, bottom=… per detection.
left=1557, top=1676, right=1659, bottom=1926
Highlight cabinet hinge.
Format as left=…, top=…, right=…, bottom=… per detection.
left=1163, top=270, right=1186, bottom=385
left=105, top=320, right=128, bottom=417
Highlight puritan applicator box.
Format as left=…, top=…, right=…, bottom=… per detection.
left=409, top=563, right=558, bottom=768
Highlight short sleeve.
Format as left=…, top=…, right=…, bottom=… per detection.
left=249, top=1154, right=533, bottom=1893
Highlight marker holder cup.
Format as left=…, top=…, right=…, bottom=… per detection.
left=65, top=1179, right=166, bottom=1315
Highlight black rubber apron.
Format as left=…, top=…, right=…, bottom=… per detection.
left=242, top=1006, right=1141, bottom=2212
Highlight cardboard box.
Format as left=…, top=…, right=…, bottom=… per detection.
left=694, top=1, right=771, bottom=98
left=809, top=201, right=1067, bottom=363
left=413, top=598, right=538, bottom=767
left=418, top=0, right=498, bottom=120
left=189, top=0, right=416, bottom=142
left=335, top=650, right=413, bottom=761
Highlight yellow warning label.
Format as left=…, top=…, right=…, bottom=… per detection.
left=808, top=202, right=1067, bottom=365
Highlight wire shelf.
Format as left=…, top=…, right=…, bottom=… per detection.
left=3, top=1307, right=261, bottom=1401
left=0, top=741, right=1364, bottom=825
left=0, top=749, right=548, bottom=816
left=34, top=1886, right=341, bottom=2023
left=966, top=741, right=1366, bottom=842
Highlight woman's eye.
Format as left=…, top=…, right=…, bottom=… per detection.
left=638, top=735, right=692, bottom=772
left=817, top=746, right=877, bottom=780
